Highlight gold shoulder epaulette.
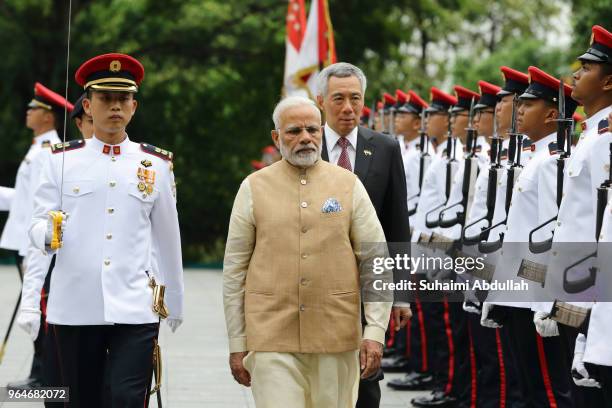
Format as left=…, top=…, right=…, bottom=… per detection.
left=51, top=139, right=86, bottom=154
left=140, top=143, right=174, bottom=161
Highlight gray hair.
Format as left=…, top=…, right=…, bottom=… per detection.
left=316, top=62, right=367, bottom=97
left=272, top=96, right=321, bottom=129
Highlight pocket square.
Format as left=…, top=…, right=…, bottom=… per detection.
left=321, top=198, right=342, bottom=213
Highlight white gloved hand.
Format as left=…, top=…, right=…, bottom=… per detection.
left=533, top=311, right=559, bottom=337
left=45, top=212, right=68, bottom=246
left=572, top=333, right=601, bottom=388
left=17, top=308, right=41, bottom=341
left=166, top=318, right=182, bottom=333
left=463, top=301, right=481, bottom=315
left=481, top=302, right=502, bottom=328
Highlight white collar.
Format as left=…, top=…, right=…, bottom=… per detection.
left=33, top=129, right=58, bottom=145
left=89, top=134, right=131, bottom=155
left=324, top=123, right=358, bottom=150
left=532, top=132, right=556, bottom=153
left=582, top=106, right=612, bottom=133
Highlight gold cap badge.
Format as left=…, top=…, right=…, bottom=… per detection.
left=110, top=60, right=122, bottom=72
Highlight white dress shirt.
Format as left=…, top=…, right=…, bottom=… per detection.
left=28, top=135, right=183, bottom=325
left=325, top=123, right=358, bottom=170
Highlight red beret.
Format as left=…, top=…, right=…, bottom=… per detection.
left=475, top=80, right=502, bottom=109
left=376, top=101, right=384, bottom=111
left=75, top=53, right=145, bottom=93
left=29, top=82, right=74, bottom=112
left=361, top=106, right=372, bottom=117
left=527, top=66, right=573, bottom=98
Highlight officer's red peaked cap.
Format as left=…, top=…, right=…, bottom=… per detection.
left=75, top=53, right=145, bottom=93
left=29, top=82, right=74, bottom=112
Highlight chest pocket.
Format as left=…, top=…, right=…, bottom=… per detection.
left=127, top=182, right=158, bottom=205
left=567, top=158, right=584, bottom=179
left=63, top=181, right=95, bottom=198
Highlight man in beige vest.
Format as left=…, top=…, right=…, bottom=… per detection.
left=223, top=96, right=393, bottom=408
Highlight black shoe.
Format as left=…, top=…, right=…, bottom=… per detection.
left=381, top=355, right=411, bottom=372
left=387, top=371, right=425, bottom=390
left=387, top=372, right=434, bottom=390
left=411, top=390, right=457, bottom=408
left=6, top=377, right=43, bottom=391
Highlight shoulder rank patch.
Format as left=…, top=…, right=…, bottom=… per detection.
left=51, top=139, right=85, bottom=154
left=598, top=118, right=609, bottom=135
left=140, top=143, right=174, bottom=161
left=41, top=140, right=51, bottom=148
left=522, top=139, right=533, bottom=151
left=548, top=142, right=558, bottom=155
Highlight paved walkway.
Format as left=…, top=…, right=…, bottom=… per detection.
left=0, top=266, right=426, bottom=407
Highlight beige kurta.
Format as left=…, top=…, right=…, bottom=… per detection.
left=223, top=158, right=392, bottom=354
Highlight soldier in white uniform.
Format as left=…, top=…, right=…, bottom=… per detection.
left=483, top=66, right=580, bottom=408
left=19, top=53, right=183, bottom=407
left=2, top=83, right=70, bottom=391
left=411, top=87, right=461, bottom=242
left=558, top=24, right=612, bottom=407
left=393, top=90, right=431, bottom=219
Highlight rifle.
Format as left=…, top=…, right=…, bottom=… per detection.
left=529, top=80, right=573, bottom=253
left=439, top=98, right=479, bottom=228
left=561, top=142, right=612, bottom=293
left=407, top=109, right=430, bottom=217
left=462, top=132, right=504, bottom=245
left=425, top=119, right=458, bottom=229
left=479, top=95, right=523, bottom=253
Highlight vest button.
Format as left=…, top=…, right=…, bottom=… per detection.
left=301, top=253, right=308, bottom=259
left=300, top=179, right=307, bottom=185
left=109, top=181, right=117, bottom=187
left=301, top=227, right=308, bottom=233
left=301, top=278, right=307, bottom=285
left=299, top=304, right=305, bottom=311
left=300, top=201, right=308, bottom=208
left=104, top=259, right=111, bottom=266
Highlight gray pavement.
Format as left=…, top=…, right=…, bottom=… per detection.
left=0, top=266, right=427, bottom=407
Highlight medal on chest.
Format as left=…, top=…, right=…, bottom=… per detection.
left=137, top=167, right=156, bottom=196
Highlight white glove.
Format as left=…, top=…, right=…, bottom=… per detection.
left=17, top=308, right=41, bottom=341
left=45, top=212, right=68, bottom=246
left=533, top=311, right=559, bottom=337
left=166, top=318, right=182, bottom=333
left=463, top=301, right=481, bottom=315
left=572, top=333, right=601, bottom=388
left=481, top=302, right=502, bottom=328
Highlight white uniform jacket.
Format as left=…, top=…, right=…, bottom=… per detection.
left=29, top=135, right=183, bottom=325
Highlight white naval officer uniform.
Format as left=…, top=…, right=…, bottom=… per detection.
left=1, top=130, right=61, bottom=254
left=29, top=135, right=183, bottom=325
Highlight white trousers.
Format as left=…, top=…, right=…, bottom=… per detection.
left=243, top=350, right=359, bottom=408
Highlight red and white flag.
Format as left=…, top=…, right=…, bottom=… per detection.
left=283, top=0, right=307, bottom=96
left=283, top=0, right=337, bottom=98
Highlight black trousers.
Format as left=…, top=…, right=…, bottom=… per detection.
left=44, top=323, right=159, bottom=408
left=506, top=308, right=573, bottom=408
